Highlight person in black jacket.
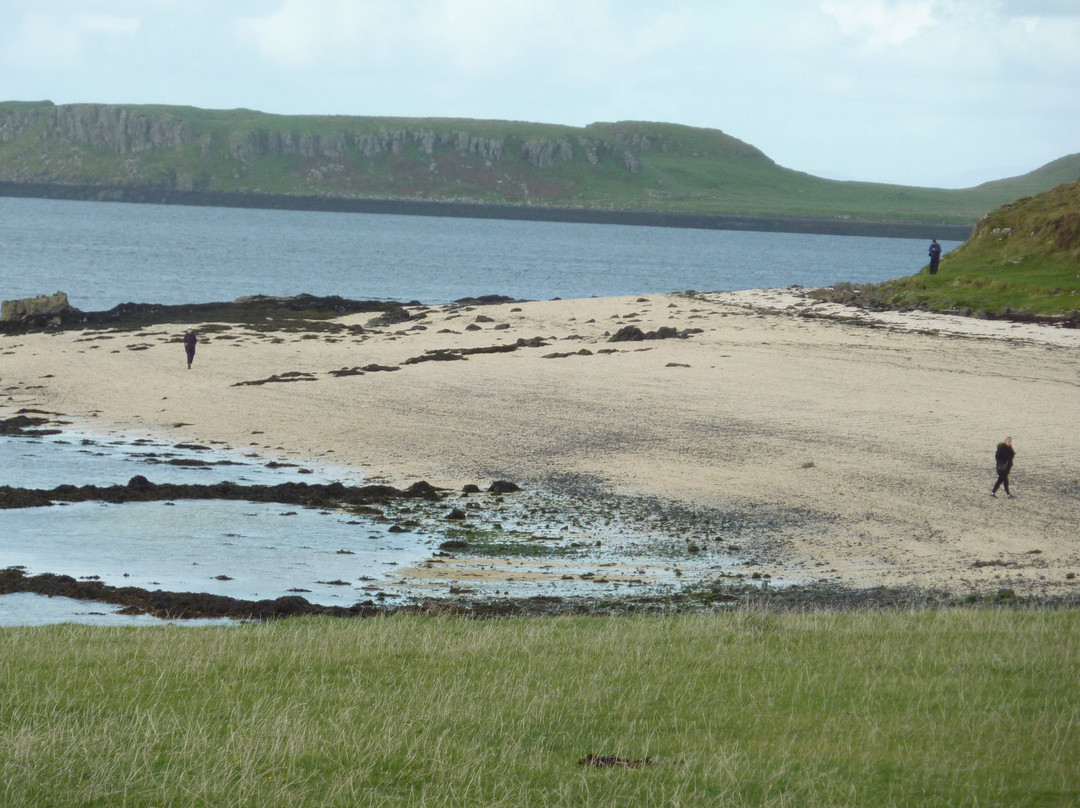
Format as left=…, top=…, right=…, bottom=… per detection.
left=928, top=239, right=942, bottom=274
left=183, top=328, right=198, bottom=369
left=992, top=436, right=1015, bottom=498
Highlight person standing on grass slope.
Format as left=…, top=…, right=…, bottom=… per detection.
left=992, top=436, right=1015, bottom=498
left=183, top=328, right=198, bottom=369
left=928, top=239, right=942, bottom=274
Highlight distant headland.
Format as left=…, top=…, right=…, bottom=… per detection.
left=2, top=101, right=1077, bottom=237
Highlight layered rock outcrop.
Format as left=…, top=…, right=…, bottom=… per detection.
left=1, top=291, right=72, bottom=325
left=0, top=103, right=636, bottom=174
left=53, top=104, right=191, bottom=153
left=522, top=138, right=574, bottom=169
left=227, top=129, right=348, bottom=161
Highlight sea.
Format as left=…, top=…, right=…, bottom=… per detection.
left=1, top=196, right=958, bottom=311
left=1, top=195, right=960, bottom=625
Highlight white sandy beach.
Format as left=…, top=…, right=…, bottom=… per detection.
left=4, top=289, right=1079, bottom=600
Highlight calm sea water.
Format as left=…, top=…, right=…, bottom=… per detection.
left=0, top=196, right=958, bottom=312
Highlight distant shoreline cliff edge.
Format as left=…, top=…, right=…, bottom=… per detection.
left=0, top=182, right=973, bottom=240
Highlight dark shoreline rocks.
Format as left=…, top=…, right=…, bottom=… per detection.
left=3, top=565, right=1073, bottom=621
left=0, top=567, right=382, bottom=620
left=0, top=292, right=414, bottom=335
left=0, top=412, right=65, bottom=437
left=805, top=283, right=1080, bottom=329
left=608, top=324, right=702, bottom=342
left=0, top=475, right=444, bottom=511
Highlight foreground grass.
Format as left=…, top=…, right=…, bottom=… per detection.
left=2, top=610, right=1077, bottom=807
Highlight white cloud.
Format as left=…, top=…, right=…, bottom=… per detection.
left=229, top=0, right=699, bottom=124
left=997, top=0, right=1080, bottom=15
left=5, top=12, right=140, bottom=70
left=819, top=0, right=940, bottom=49
left=235, top=0, right=694, bottom=83
left=235, top=0, right=396, bottom=70
left=74, top=14, right=141, bottom=36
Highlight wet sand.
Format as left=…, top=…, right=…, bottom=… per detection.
left=4, top=289, right=1080, bottom=601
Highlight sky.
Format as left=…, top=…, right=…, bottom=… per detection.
left=1, top=0, right=1078, bottom=189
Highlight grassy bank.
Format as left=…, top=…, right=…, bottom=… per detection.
left=2, top=610, right=1077, bottom=807
left=812, top=180, right=1080, bottom=317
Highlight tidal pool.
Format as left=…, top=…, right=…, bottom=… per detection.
left=3, top=429, right=363, bottom=489
left=2, top=427, right=788, bottom=624
left=1, top=499, right=433, bottom=604
left=2, top=430, right=424, bottom=623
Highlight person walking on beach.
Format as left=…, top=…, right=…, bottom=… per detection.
left=992, top=436, right=1015, bottom=498
left=928, top=239, right=942, bottom=275
left=183, top=328, right=198, bottom=369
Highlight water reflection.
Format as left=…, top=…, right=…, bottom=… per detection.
left=1, top=430, right=414, bottom=624
left=2, top=499, right=431, bottom=604
left=4, top=430, right=364, bottom=489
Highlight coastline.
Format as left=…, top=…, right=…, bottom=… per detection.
left=0, top=182, right=976, bottom=240
left=3, top=289, right=1079, bottom=610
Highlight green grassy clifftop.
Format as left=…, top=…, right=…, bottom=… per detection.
left=815, top=180, right=1080, bottom=316
left=2, top=100, right=1078, bottom=225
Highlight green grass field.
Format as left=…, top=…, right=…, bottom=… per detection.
left=3, top=610, right=1077, bottom=807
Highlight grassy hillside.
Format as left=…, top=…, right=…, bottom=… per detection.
left=831, top=180, right=1080, bottom=316
left=2, top=100, right=1078, bottom=225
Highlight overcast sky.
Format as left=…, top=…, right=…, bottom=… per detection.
left=2, top=0, right=1077, bottom=188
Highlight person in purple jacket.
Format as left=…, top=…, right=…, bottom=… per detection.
left=183, top=328, right=198, bottom=369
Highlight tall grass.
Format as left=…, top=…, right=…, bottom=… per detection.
left=2, top=610, right=1077, bottom=807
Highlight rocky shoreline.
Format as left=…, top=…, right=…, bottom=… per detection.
left=4, top=563, right=1069, bottom=622
left=4, top=411, right=1076, bottom=620
left=7, top=282, right=1074, bottom=345
left=806, top=282, right=1080, bottom=329
left=0, top=292, right=419, bottom=335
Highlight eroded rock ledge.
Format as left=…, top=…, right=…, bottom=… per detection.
left=0, top=292, right=415, bottom=334
left=0, top=475, right=445, bottom=511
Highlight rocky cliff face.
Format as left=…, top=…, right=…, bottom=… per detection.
left=227, top=129, right=348, bottom=161
left=52, top=104, right=192, bottom=153
left=0, top=103, right=640, bottom=177
left=0, top=103, right=193, bottom=152
left=0, top=107, right=39, bottom=143
left=228, top=127, right=507, bottom=163
left=520, top=138, right=570, bottom=169
left=355, top=128, right=504, bottom=162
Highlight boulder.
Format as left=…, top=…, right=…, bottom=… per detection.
left=1, top=291, right=71, bottom=324
left=609, top=325, right=646, bottom=342
left=608, top=324, right=695, bottom=343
